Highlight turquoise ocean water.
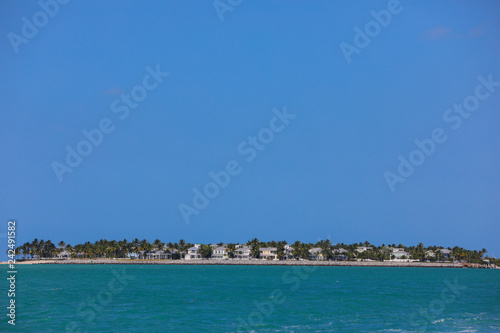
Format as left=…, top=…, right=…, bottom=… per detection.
left=2, top=265, right=499, bottom=332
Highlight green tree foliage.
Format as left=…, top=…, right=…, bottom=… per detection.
left=226, top=243, right=236, bottom=259
left=13, top=238, right=493, bottom=265
left=199, top=244, right=212, bottom=259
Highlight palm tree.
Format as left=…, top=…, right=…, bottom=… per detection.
left=277, top=242, right=286, bottom=260
left=248, top=238, right=260, bottom=259
left=38, top=239, right=45, bottom=258
left=129, top=238, right=139, bottom=258
left=414, top=242, right=425, bottom=261
left=109, top=240, right=118, bottom=258
left=30, top=239, right=38, bottom=258
left=178, top=239, right=187, bottom=259
left=83, top=241, right=93, bottom=258
left=44, top=240, right=56, bottom=258
left=226, top=243, right=236, bottom=259
left=55, top=240, right=65, bottom=258
left=434, top=249, right=441, bottom=262
left=199, top=244, right=212, bottom=259
left=321, top=247, right=332, bottom=261
left=153, top=239, right=165, bottom=252
left=65, top=244, right=73, bottom=258
left=116, top=239, right=128, bottom=258
left=140, top=239, right=153, bottom=258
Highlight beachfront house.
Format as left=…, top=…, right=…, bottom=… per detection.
left=235, top=246, right=251, bottom=260
left=335, top=248, right=349, bottom=261
left=145, top=250, right=172, bottom=260
left=185, top=244, right=202, bottom=260
left=56, top=247, right=71, bottom=260
left=260, top=247, right=278, bottom=260
left=127, top=252, right=139, bottom=260
left=309, top=248, right=325, bottom=260
left=439, top=249, right=453, bottom=259
left=169, top=249, right=180, bottom=259
left=391, top=249, right=411, bottom=260
left=284, top=245, right=294, bottom=260
left=426, top=249, right=453, bottom=261
left=356, top=246, right=373, bottom=253
left=57, top=251, right=71, bottom=260
left=212, top=246, right=228, bottom=260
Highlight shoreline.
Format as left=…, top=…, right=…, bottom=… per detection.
left=0, top=259, right=485, bottom=268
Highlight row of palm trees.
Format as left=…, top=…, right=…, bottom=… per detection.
left=13, top=239, right=58, bottom=259
left=13, top=238, right=195, bottom=260
left=13, top=238, right=490, bottom=263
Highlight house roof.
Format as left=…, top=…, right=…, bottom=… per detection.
left=260, top=247, right=277, bottom=251
left=309, top=248, right=322, bottom=253
left=214, top=247, right=226, bottom=251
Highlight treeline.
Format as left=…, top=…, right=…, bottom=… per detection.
left=12, top=238, right=494, bottom=264
left=13, top=238, right=189, bottom=259
left=288, top=240, right=489, bottom=264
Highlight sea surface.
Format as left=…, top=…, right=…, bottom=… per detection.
left=2, top=265, right=499, bottom=332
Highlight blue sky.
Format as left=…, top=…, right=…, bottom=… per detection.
left=1, top=0, right=499, bottom=258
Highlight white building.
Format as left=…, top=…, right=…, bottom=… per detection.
left=392, top=250, right=411, bottom=260
left=185, top=244, right=202, bottom=260
left=284, top=245, right=294, bottom=260
left=212, top=246, right=228, bottom=260
left=439, top=249, right=453, bottom=259
left=356, top=246, right=373, bottom=253
left=235, top=246, right=251, bottom=260
left=335, top=248, right=349, bottom=260
left=309, top=248, right=324, bottom=260
left=145, top=250, right=172, bottom=260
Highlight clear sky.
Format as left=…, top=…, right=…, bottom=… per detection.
left=1, top=0, right=499, bottom=259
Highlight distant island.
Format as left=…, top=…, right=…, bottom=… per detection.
left=8, top=238, right=498, bottom=268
